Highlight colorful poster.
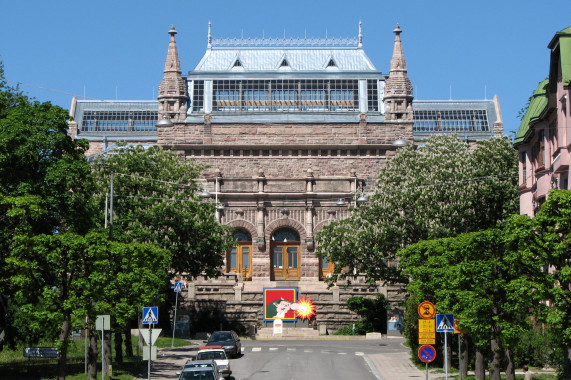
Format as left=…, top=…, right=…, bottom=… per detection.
left=263, top=287, right=316, bottom=322
left=263, top=288, right=298, bottom=321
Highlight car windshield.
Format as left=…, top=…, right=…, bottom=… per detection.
left=197, top=351, right=226, bottom=360
left=186, top=363, right=213, bottom=368
left=180, top=369, right=216, bottom=380
left=210, top=333, right=233, bottom=342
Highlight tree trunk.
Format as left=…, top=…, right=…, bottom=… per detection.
left=564, top=344, right=571, bottom=380
left=490, top=338, right=501, bottom=380
left=88, top=328, right=98, bottom=380
left=125, top=327, right=134, bottom=357
left=104, top=330, right=112, bottom=376
left=114, top=331, right=123, bottom=363
left=460, top=334, right=469, bottom=378
left=504, top=347, right=515, bottom=380
left=57, top=316, right=71, bottom=380
left=475, top=348, right=486, bottom=380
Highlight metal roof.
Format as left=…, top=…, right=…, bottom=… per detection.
left=192, top=38, right=377, bottom=73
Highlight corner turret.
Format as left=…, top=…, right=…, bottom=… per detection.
left=383, top=24, right=414, bottom=121
left=158, top=25, right=188, bottom=122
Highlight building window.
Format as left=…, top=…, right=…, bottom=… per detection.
left=271, top=228, right=300, bottom=281
left=521, top=152, right=527, bottom=187
left=81, top=110, right=158, bottom=132
left=192, top=81, right=204, bottom=112
left=538, top=130, right=545, bottom=167
left=413, top=109, right=490, bottom=133
left=367, top=80, right=379, bottom=112
left=206, top=79, right=361, bottom=113
left=549, top=120, right=557, bottom=153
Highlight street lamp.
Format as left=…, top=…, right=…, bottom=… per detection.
left=156, top=115, right=174, bottom=127
left=392, top=136, right=409, bottom=147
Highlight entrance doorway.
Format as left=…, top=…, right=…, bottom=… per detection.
left=270, top=229, right=300, bottom=281
left=228, top=230, right=252, bottom=280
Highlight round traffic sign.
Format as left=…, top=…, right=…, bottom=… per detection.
left=418, top=344, right=436, bottom=363
left=418, top=301, right=436, bottom=319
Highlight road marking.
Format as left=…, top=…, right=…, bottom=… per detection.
left=269, top=347, right=278, bottom=351
left=338, top=352, right=347, bottom=355
left=303, top=349, right=313, bottom=353
left=355, top=352, right=365, bottom=356
left=287, top=348, right=296, bottom=351
left=252, top=347, right=261, bottom=352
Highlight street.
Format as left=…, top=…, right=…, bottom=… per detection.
left=144, top=337, right=445, bottom=380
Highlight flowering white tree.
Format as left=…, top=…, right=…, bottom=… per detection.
left=316, top=135, right=519, bottom=285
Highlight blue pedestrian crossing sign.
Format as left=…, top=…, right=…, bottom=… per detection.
left=173, top=282, right=183, bottom=293
left=436, top=314, right=455, bottom=332
left=142, top=307, right=158, bottom=325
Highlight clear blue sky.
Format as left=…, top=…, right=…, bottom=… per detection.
left=1, top=0, right=570, bottom=136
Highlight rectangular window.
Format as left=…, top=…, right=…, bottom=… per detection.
left=521, top=153, right=527, bottom=186
left=367, top=80, right=379, bottom=112
left=230, top=248, right=237, bottom=268
left=242, top=247, right=250, bottom=269
left=192, top=81, right=204, bottom=112
left=538, top=130, right=545, bottom=167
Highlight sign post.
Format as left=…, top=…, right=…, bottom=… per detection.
left=418, top=344, right=436, bottom=380
left=436, top=314, right=455, bottom=380
left=95, top=315, right=110, bottom=380
left=171, top=282, right=182, bottom=347
left=142, top=307, right=158, bottom=380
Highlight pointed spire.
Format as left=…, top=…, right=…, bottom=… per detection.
left=158, top=25, right=187, bottom=122
left=383, top=24, right=414, bottom=121
left=207, top=21, right=212, bottom=49
left=164, top=25, right=181, bottom=74
left=358, top=21, right=363, bottom=48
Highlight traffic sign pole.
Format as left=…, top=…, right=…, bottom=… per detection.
left=444, top=332, right=448, bottom=380
left=148, top=325, right=152, bottom=380
left=171, top=290, right=179, bottom=347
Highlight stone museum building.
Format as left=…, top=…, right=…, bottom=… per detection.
left=68, top=23, right=503, bottom=335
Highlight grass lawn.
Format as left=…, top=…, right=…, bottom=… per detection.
left=0, top=335, right=194, bottom=380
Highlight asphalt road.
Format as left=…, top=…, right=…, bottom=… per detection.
left=231, top=340, right=383, bottom=380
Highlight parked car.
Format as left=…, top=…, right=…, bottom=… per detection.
left=204, top=330, right=242, bottom=358
left=176, top=365, right=222, bottom=380
left=182, top=359, right=219, bottom=372
left=196, top=345, right=231, bottom=378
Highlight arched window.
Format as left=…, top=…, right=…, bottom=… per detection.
left=227, top=229, right=252, bottom=280
left=270, top=228, right=300, bottom=280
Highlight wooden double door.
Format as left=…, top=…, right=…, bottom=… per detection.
left=228, top=244, right=252, bottom=280
left=271, top=243, right=300, bottom=280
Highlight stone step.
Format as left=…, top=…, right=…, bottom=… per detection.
left=256, top=327, right=319, bottom=339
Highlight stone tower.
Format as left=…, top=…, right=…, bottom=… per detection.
left=158, top=25, right=188, bottom=121
left=384, top=24, right=414, bottom=121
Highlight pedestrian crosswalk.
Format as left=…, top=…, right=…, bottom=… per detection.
left=239, top=346, right=367, bottom=356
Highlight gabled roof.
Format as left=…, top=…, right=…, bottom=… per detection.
left=192, top=38, right=377, bottom=73
left=514, top=79, right=549, bottom=146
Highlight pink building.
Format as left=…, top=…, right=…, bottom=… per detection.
left=515, top=26, right=571, bottom=216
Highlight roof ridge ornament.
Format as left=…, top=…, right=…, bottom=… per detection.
left=211, top=36, right=359, bottom=49
left=358, top=21, right=363, bottom=48
left=207, top=21, right=212, bottom=49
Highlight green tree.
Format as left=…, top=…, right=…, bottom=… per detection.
left=91, top=145, right=233, bottom=278
left=0, top=62, right=97, bottom=350
left=398, top=215, right=549, bottom=380
left=534, top=189, right=571, bottom=379
left=316, top=135, right=518, bottom=285
left=7, top=231, right=170, bottom=380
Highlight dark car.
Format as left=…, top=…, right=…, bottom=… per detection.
left=204, top=331, right=241, bottom=358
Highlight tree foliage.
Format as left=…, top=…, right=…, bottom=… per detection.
left=90, top=145, right=234, bottom=278
left=397, top=215, right=550, bottom=378
left=316, top=135, right=519, bottom=285
left=534, top=189, right=571, bottom=378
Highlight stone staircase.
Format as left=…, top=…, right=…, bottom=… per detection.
left=256, top=327, right=320, bottom=339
